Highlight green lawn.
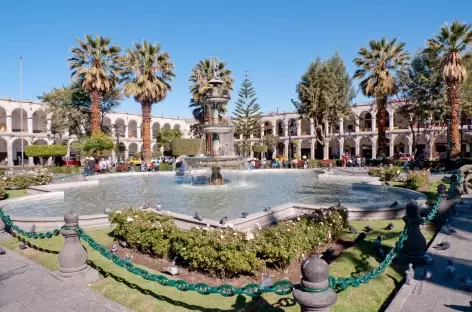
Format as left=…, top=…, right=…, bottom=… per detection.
left=3, top=189, right=28, bottom=199
left=1, top=219, right=436, bottom=312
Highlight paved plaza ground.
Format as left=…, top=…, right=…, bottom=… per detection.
left=0, top=247, right=131, bottom=312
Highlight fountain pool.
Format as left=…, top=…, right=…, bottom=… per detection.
left=3, top=171, right=420, bottom=219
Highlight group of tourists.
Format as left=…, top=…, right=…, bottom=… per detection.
left=83, top=157, right=115, bottom=176
left=341, top=152, right=366, bottom=168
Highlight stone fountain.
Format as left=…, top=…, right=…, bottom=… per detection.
left=183, top=61, right=245, bottom=185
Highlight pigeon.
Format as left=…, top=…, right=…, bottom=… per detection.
left=446, top=260, right=455, bottom=278
left=164, top=256, right=180, bottom=276
left=375, top=245, right=385, bottom=259
left=241, top=212, right=249, bottom=218
left=19, top=241, right=26, bottom=250
left=364, top=225, right=373, bottom=232
left=118, top=240, right=127, bottom=248
left=142, top=203, right=150, bottom=210
left=110, top=244, right=118, bottom=254
left=194, top=212, right=203, bottom=222
left=219, top=216, right=228, bottom=225
left=373, top=236, right=382, bottom=248
left=322, top=247, right=335, bottom=263
left=460, top=276, right=472, bottom=291
left=433, top=241, right=451, bottom=250
left=30, top=224, right=36, bottom=234
left=260, top=274, right=272, bottom=288
left=385, top=223, right=395, bottom=231
left=405, top=263, right=414, bottom=285
left=104, top=208, right=112, bottom=215
left=385, top=181, right=391, bottom=186
left=263, top=206, right=271, bottom=212
left=390, top=201, right=399, bottom=208
left=348, top=224, right=358, bottom=234
left=0, top=246, right=5, bottom=255
left=156, top=203, right=162, bottom=211
left=354, top=232, right=367, bottom=243
left=124, top=253, right=133, bottom=262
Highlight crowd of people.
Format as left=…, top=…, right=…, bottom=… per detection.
left=341, top=153, right=366, bottom=168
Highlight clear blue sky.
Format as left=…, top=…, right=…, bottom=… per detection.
left=1, top=0, right=470, bottom=118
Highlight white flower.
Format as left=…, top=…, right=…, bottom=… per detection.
left=320, top=222, right=324, bottom=226
left=287, top=229, right=291, bottom=232
left=220, top=235, right=225, bottom=239
left=226, top=223, right=234, bottom=228
left=246, top=231, right=255, bottom=241
left=115, top=210, right=122, bottom=214
left=127, top=217, right=134, bottom=222
left=297, top=217, right=300, bottom=221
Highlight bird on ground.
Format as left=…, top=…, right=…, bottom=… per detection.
left=104, top=208, right=112, bottom=215
left=433, top=241, right=451, bottom=250
left=110, top=244, right=118, bottom=254
left=194, top=212, right=203, bottom=222
left=405, top=263, right=414, bottom=285
left=445, top=223, right=456, bottom=234
left=260, top=274, right=272, bottom=288
left=156, top=203, right=162, bottom=211
left=219, top=216, right=228, bottom=225
left=263, top=206, right=271, bottom=212
left=124, top=253, right=133, bottom=262
left=322, top=247, right=335, bottom=263
left=354, top=232, right=367, bottom=243
left=118, top=240, right=127, bottom=248
left=364, top=225, right=373, bottom=232
left=373, top=236, right=382, bottom=248
left=19, top=241, right=26, bottom=250
left=241, top=212, right=249, bottom=218
left=0, top=246, right=5, bottom=255
left=390, top=201, right=399, bottom=208
left=385, top=223, right=395, bottom=231
left=164, top=256, right=180, bottom=276
left=375, top=245, right=385, bottom=259
left=30, top=224, right=36, bottom=234
left=460, top=276, right=472, bottom=291
left=446, top=260, right=456, bottom=278
left=348, top=224, right=358, bottom=234
left=385, top=181, right=391, bottom=186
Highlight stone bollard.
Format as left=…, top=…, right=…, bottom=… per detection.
left=293, top=254, right=337, bottom=311
left=58, top=212, right=98, bottom=283
left=397, top=201, right=426, bottom=265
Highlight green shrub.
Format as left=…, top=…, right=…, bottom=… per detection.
left=82, top=133, right=114, bottom=157
left=133, top=151, right=163, bottom=159
left=159, top=163, right=174, bottom=171
left=171, top=139, right=204, bottom=156
left=24, top=145, right=67, bottom=158
left=48, top=166, right=80, bottom=174
left=0, top=182, right=5, bottom=199
left=252, top=144, right=268, bottom=153
left=405, top=170, right=429, bottom=190
left=368, top=166, right=402, bottom=181
left=109, top=205, right=348, bottom=277
left=1, top=168, right=53, bottom=190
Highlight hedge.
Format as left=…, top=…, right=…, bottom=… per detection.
left=24, top=145, right=67, bottom=157
left=133, top=151, right=163, bottom=159
left=109, top=205, right=348, bottom=277
left=171, top=139, right=203, bottom=156
left=252, top=144, right=268, bottom=153
left=82, top=133, right=114, bottom=157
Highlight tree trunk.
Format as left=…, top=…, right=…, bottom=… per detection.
left=376, top=97, right=388, bottom=157
left=90, top=89, right=103, bottom=135
left=447, top=80, right=461, bottom=157
left=141, top=101, right=152, bottom=164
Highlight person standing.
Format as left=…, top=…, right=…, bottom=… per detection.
left=83, top=157, right=90, bottom=176
left=88, top=157, right=95, bottom=176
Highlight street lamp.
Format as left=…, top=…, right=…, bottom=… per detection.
left=287, top=120, right=296, bottom=166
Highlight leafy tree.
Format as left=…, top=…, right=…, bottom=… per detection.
left=263, top=134, right=279, bottom=151
left=68, top=35, right=122, bottom=134
left=233, top=76, right=262, bottom=156
left=81, top=132, right=115, bottom=158
left=38, top=83, right=121, bottom=139
left=189, top=57, right=234, bottom=123
left=354, top=38, right=409, bottom=157
left=24, top=145, right=68, bottom=165
left=396, top=53, right=446, bottom=152
left=156, top=128, right=182, bottom=151
left=424, top=21, right=472, bottom=157
left=120, top=41, right=175, bottom=164
left=293, top=53, right=354, bottom=148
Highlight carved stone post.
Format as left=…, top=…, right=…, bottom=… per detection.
left=0, top=208, right=11, bottom=241
left=293, top=254, right=337, bottom=311
left=437, top=183, right=453, bottom=214
left=58, top=212, right=98, bottom=283
left=397, top=201, right=426, bottom=265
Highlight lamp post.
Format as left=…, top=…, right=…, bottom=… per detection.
left=287, top=121, right=296, bottom=167
left=19, top=57, right=24, bottom=171
left=446, top=116, right=451, bottom=162
left=113, top=124, right=120, bottom=164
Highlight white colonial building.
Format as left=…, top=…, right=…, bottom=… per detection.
left=0, top=98, right=192, bottom=166
left=0, top=97, right=469, bottom=165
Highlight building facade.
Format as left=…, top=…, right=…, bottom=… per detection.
left=0, top=98, right=469, bottom=166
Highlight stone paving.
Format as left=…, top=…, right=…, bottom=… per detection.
left=387, top=195, right=472, bottom=312
left=0, top=248, right=131, bottom=312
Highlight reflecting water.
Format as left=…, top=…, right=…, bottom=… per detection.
left=4, top=171, right=410, bottom=218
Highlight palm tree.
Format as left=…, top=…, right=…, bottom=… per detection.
left=424, top=21, right=472, bottom=157
left=189, top=57, right=234, bottom=123
left=120, top=41, right=175, bottom=164
left=353, top=38, right=409, bottom=157
left=68, top=35, right=122, bottom=134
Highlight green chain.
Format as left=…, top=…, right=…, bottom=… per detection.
left=0, top=210, right=62, bottom=239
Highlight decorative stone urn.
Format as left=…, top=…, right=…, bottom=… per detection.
left=397, top=201, right=426, bottom=265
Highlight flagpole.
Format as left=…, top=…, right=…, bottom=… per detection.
left=20, top=57, right=24, bottom=171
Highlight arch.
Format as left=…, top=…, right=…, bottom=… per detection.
left=12, top=138, right=30, bottom=165
left=344, top=138, right=356, bottom=155
left=33, top=139, right=48, bottom=145
left=11, top=108, right=28, bottom=132
left=102, top=116, right=112, bottom=133
left=263, top=121, right=273, bottom=136
left=288, top=118, right=297, bottom=136
left=152, top=122, right=161, bottom=139
left=328, top=139, right=340, bottom=158
left=128, top=120, right=138, bottom=138
left=0, top=107, right=6, bottom=132
left=32, top=110, right=47, bottom=133
left=0, top=138, right=7, bottom=164
left=393, top=111, right=409, bottom=129
left=276, top=142, right=285, bottom=158
left=358, top=111, right=372, bottom=131
left=394, top=135, right=409, bottom=154
left=163, top=123, right=171, bottom=130
left=359, top=137, right=373, bottom=158
left=276, top=120, right=284, bottom=136
left=173, top=124, right=181, bottom=131
left=128, top=143, right=138, bottom=156
left=300, top=139, right=312, bottom=159
left=300, top=119, right=310, bottom=135
left=344, top=113, right=357, bottom=133
left=115, top=118, right=126, bottom=137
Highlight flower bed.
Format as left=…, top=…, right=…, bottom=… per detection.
left=109, top=206, right=348, bottom=277
left=0, top=168, right=53, bottom=190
